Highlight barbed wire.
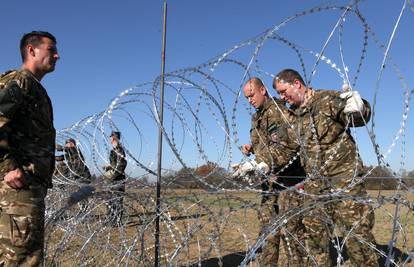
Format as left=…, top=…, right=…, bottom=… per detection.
left=45, top=1, right=414, bottom=266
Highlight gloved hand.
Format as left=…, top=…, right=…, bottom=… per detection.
left=340, top=90, right=365, bottom=114
left=103, top=170, right=115, bottom=180
left=231, top=162, right=255, bottom=185
left=231, top=160, right=269, bottom=178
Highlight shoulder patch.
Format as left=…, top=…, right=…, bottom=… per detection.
left=268, top=123, right=279, bottom=143
left=267, top=123, right=277, bottom=133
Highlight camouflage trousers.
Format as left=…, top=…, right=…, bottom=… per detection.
left=257, top=185, right=306, bottom=267
left=303, top=181, right=378, bottom=267
left=0, top=181, right=46, bottom=267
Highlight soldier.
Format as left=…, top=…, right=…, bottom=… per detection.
left=56, top=138, right=92, bottom=215
left=0, top=31, right=59, bottom=266
left=55, top=138, right=91, bottom=183
left=273, top=69, right=378, bottom=266
left=234, top=77, right=306, bottom=266
left=103, top=131, right=127, bottom=225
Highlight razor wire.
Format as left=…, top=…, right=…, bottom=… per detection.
left=44, top=1, right=414, bottom=266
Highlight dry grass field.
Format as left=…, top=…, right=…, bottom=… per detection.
left=46, top=189, right=414, bottom=266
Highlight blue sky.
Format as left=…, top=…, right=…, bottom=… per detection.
left=1, top=0, right=413, bottom=175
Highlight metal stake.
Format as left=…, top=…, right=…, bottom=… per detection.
left=155, top=1, right=167, bottom=266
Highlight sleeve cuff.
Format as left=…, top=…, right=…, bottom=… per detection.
left=0, top=157, right=20, bottom=173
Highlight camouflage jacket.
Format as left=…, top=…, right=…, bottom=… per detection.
left=294, top=89, right=370, bottom=183
left=108, top=144, right=127, bottom=181
left=250, top=97, right=304, bottom=186
left=0, top=69, right=55, bottom=188
left=56, top=145, right=91, bottom=182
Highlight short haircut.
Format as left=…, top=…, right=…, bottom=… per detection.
left=246, top=77, right=264, bottom=89
left=273, top=69, right=306, bottom=88
left=20, top=31, right=57, bottom=62
left=66, top=138, right=76, bottom=145
left=110, top=131, right=121, bottom=139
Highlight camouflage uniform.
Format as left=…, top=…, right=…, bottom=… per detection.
left=0, top=69, right=55, bottom=266
left=250, top=97, right=306, bottom=266
left=295, top=90, right=378, bottom=266
left=105, top=144, right=127, bottom=224
left=56, top=145, right=92, bottom=214
left=56, top=145, right=91, bottom=183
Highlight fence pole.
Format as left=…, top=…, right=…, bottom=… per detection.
left=155, top=1, right=167, bottom=266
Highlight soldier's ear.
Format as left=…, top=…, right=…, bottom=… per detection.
left=260, top=86, right=267, bottom=96
left=27, top=45, right=35, bottom=56
left=293, top=79, right=301, bottom=89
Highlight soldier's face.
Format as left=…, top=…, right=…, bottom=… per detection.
left=65, top=141, right=75, bottom=148
left=32, top=37, right=60, bottom=74
left=243, top=83, right=267, bottom=109
left=110, top=136, right=118, bottom=147
left=275, top=80, right=304, bottom=107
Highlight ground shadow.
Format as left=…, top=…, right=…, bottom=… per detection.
left=377, top=243, right=412, bottom=266
left=330, top=238, right=412, bottom=266
left=185, top=240, right=412, bottom=267
left=187, top=251, right=246, bottom=267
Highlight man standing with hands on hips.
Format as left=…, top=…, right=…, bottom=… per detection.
left=0, top=31, right=59, bottom=266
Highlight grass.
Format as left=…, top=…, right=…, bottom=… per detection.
left=45, top=188, right=414, bottom=266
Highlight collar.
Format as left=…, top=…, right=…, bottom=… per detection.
left=257, top=97, right=284, bottom=113
left=297, top=88, right=315, bottom=115
left=20, top=68, right=42, bottom=84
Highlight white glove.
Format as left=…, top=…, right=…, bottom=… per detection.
left=231, top=160, right=269, bottom=178
left=256, top=161, right=270, bottom=174
left=231, top=161, right=254, bottom=178
left=340, top=90, right=365, bottom=114
left=103, top=170, right=115, bottom=180
left=342, top=82, right=350, bottom=92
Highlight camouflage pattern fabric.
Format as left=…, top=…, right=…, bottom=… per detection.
left=0, top=69, right=55, bottom=266
left=251, top=99, right=298, bottom=171
left=257, top=183, right=306, bottom=267
left=257, top=186, right=280, bottom=266
left=56, top=145, right=91, bottom=183
left=0, top=70, right=55, bottom=187
left=0, top=182, right=46, bottom=267
left=55, top=145, right=92, bottom=214
left=53, top=160, right=69, bottom=179
left=249, top=98, right=306, bottom=266
left=294, top=90, right=370, bottom=181
left=303, top=190, right=377, bottom=267
left=107, top=144, right=127, bottom=181
left=106, top=144, right=127, bottom=225
left=278, top=189, right=306, bottom=267
left=295, top=89, right=378, bottom=266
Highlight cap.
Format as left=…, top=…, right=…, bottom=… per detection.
left=110, top=131, right=121, bottom=139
